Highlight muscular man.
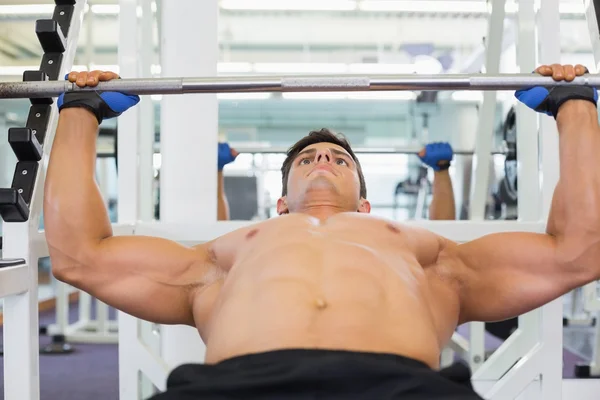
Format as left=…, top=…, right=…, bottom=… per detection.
left=45, top=64, right=600, bottom=399
left=418, top=142, right=456, bottom=220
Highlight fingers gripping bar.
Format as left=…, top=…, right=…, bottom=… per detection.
left=1, top=74, right=600, bottom=99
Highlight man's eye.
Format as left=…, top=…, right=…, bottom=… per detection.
left=336, top=159, right=347, bottom=166
left=300, top=158, right=311, bottom=165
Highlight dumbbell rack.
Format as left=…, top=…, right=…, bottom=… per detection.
left=0, top=0, right=83, bottom=363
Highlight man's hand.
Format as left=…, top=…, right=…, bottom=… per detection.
left=218, top=142, right=239, bottom=171
left=515, top=64, right=598, bottom=118
left=418, top=142, right=453, bottom=171
left=58, top=70, right=140, bottom=124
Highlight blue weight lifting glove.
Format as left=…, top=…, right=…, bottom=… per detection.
left=218, top=143, right=237, bottom=171
left=58, top=75, right=140, bottom=124
left=418, top=142, right=453, bottom=171
left=515, top=68, right=598, bottom=119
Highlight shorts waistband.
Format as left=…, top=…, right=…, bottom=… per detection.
left=216, top=348, right=431, bottom=370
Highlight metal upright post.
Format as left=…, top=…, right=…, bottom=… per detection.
left=1, top=1, right=88, bottom=399
left=466, top=0, right=507, bottom=375
left=117, top=0, right=143, bottom=399
left=538, top=0, right=563, bottom=398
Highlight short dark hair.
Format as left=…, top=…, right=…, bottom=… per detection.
left=280, top=128, right=367, bottom=198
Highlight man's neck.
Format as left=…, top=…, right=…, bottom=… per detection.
left=297, top=204, right=349, bottom=221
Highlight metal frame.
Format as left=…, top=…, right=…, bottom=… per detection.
left=1, top=1, right=88, bottom=399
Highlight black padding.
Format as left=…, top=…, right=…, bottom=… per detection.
left=26, top=105, right=52, bottom=145
left=0, top=259, right=26, bottom=268
left=36, top=19, right=66, bottom=53
left=9, top=128, right=43, bottom=162
left=39, top=53, right=63, bottom=81
left=0, top=188, right=29, bottom=222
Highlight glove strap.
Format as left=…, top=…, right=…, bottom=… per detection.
left=436, top=160, right=451, bottom=171
left=59, top=92, right=122, bottom=124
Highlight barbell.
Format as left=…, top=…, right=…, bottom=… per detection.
left=1, top=73, right=599, bottom=98
left=234, top=146, right=509, bottom=156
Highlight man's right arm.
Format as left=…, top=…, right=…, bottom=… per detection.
left=44, top=73, right=215, bottom=326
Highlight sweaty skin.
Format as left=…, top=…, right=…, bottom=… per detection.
left=198, top=213, right=454, bottom=367
left=45, top=65, right=600, bottom=371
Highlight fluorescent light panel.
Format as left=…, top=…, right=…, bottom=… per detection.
left=220, top=0, right=584, bottom=15
left=0, top=5, right=54, bottom=14
left=220, top=0, right=356, bottom=11
left=89, top=5, right=120, bottom=14
left=0, top=1, right=584, bottom=15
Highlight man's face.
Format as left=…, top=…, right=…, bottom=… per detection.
left=277, top=142, right=370, bottom=214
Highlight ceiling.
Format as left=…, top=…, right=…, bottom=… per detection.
left=0, top=0, right=594, bottom=81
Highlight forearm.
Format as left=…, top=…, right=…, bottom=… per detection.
left=429, top=170, right=456, bottom=220
left=217, top=171, right=230, bottom=221
left=44, top=108, right=112, bottom=265
left=548, top=100, right=600, bottom=263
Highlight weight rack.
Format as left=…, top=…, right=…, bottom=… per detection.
left=0, top=0, right=77, bottom=223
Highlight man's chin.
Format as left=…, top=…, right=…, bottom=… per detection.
left=306, top=176, right=338, bottom=192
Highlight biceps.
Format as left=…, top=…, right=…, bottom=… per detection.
left=53, top=235, right=210, bottom=326
left=456, top=233, right=587, bottom=323
left=66, top=267, right=197, bottom=325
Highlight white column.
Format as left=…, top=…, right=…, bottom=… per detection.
left=159, top=0, right=218, bottom=367
left=513, top=0, right=544, bottom=392
left=3, top=0, right=88, bottom=398
left=584, top=0, right=600, bottom=72
left=469, top=0, right=507, bottom=219
left=138, top=0, right=156, bottom=221
left=516, top=0, right=540, bottom=220
left=538, top=0, right=563, bottom=398
left=138, top=0, right=161, bottom=397
left=117, top=1, right=142, bottom=399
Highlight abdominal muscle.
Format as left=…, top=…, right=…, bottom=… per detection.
left=194, top=217, right=450, bottom=368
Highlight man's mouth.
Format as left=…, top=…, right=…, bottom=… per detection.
left=311, top=165, right=335, bottom=175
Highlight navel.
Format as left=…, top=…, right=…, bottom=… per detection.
left=246, top=229, right=259, bottom=240
left=315, top=298, right=328, bottom=310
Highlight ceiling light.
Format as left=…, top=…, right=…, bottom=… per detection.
left=451, top=91, right=483, bottom=102
left=0, top=5, right=55, bottom=14
left=347, top=63, right=417, bottom=74
left=220, top=0, right=357, bottom=11
left=217, top=62, right=254, bottom=74
left=253, top=63, right=347, bottom=74
left=90, top=5, right=120, bottom=14
left=359, top=1, right=487, bottom=13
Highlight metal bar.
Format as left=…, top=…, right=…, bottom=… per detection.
left=231, top=146, right=508, bottom=155
left=2, top=74, right=600, bottom=98
left=0, top=263, right=28, bottom=298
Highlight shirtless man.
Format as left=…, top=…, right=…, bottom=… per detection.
left=44, top=64, right=600, bottom=399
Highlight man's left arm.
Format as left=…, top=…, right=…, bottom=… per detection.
left=418, top=142, right=456, bottom=220
left=447, top=64, right=600, bottom=324
left=217, top=143, right=238, bottom=221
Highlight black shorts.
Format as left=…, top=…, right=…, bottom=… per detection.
left=148, top=349, right=485, bottom=400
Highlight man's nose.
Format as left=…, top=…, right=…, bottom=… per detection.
left=315, top=150, right=332, bottom=163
